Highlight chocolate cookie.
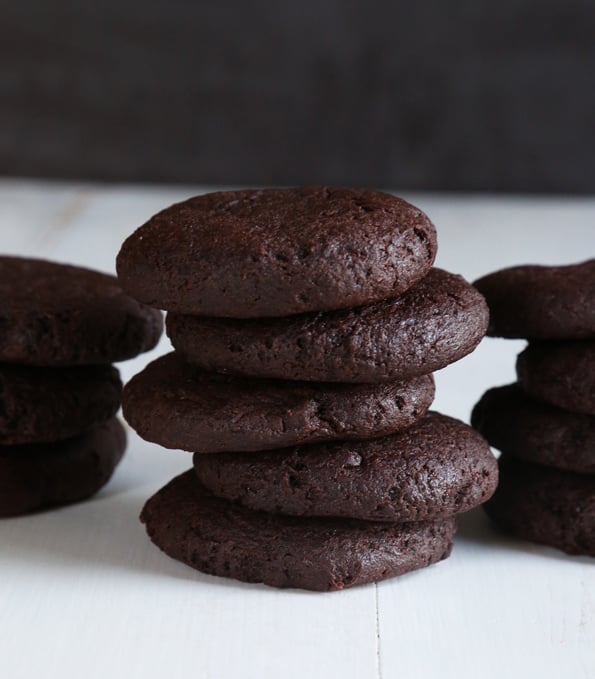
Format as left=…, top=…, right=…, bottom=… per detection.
left=123, top=352, right=435, bottom=453
left=484, top=457, right=595, bottom=557
left=0, top=256, right=163, bottom=365
left=140, top=470, right=456, bottom=591
left=167, top=268, right=489, bottom=383
left=0, top=363, right=122, bottom=445
left=516, top=341, right=595, bottom=416
left=0, top=417, right=126, bottom=518
left=193, top=412, right=497, bottom=521
left=117, top=187, right=437, bottom=318
left=471, top=384, right=595, bottom=474
left=474, top=260, right=595, bottom=339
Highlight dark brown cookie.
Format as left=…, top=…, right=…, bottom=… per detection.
left=0, top=363, right=122, bottom=445
left=122, top=352, right=435, bottom=453
left=474, top=260, right=595, bottom=339
left=140, top=470, right=456, bottom=591
left=167, top=268, right=489, bottom=383
left=484, top=456, right=595, bottom=557
left=0, top=256, right=163, bottom=366
left=193, top=412, right=497, bottom=521
left=516, top=341, right=595, bottom=416
left=471, top=384, right=595, bottom=474
left=0, top=418, right=126, bottom=518
left=117, top=187, right=437, bottom=318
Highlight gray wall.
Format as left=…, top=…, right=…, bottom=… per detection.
left=1, top=0, right=593, bottom=192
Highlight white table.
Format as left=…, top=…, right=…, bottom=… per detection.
left=1, top=179, right=594, bottom=679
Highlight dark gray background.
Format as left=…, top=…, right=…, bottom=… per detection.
left=1, top=1, right=593, bottom=192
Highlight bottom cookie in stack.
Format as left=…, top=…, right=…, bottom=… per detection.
left=480, top=458, right=595, bottom=557
left=142, top=472, right=457, bottom=592
left=472, top=260, right=595, bottom=557
left=472, top=382, right=595, bottom=558
left=0, top=363, right=126, bottom=517
left=139, top=410, right=498, bottom=591
left=0, top=418, right=127, bottom=517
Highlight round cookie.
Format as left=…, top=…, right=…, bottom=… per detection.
left=0, top=363, right=122, bottom=445
left=471, top=384, right=595, bottom=474
left=0, top=417, right=126, bottom=518
left=474, top=260, right=595, bottom=339
left=117, top=187, right=437, bottom=318
left=123, top=352, right=435, bottom=453
left=140, top=470, right=456, bottom=591
left=484, top=457, right=595, bottom=557
left=0, top=256, right=163, bottom=366
left=193, top=412, right=498, bottom=521
left=167, top=268, right=489, bottom=383
left=516, top=341, right=595, bottom=416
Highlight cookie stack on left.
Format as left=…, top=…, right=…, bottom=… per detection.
left=0, top=257, right=163, bottom=517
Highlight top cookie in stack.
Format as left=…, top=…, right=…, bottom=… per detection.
left=117, top=187, right=437, bottom=318
left=118, top=187, right=496, bottom=591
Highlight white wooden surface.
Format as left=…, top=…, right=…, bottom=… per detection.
left=0, top=179, right=594, bottom=679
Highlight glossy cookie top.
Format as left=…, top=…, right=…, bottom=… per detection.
left=117, top=187, right=437, bottom=318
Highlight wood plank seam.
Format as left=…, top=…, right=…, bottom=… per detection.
left=375, top=583, right=383, bottom=679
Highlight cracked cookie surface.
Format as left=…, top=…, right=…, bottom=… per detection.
left=117, top=187, right=437, bottom=318
left=167, top=268, right=489, bottom=383
left=141, top=470, right=456, bottom=591
left=193, top=412, right=498, bottom=521
left=123, top=352, right=435, bottom=452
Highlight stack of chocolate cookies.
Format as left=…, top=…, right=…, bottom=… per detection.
left=118, top=187, right=498, bottom=591
left=472, top=260, right=595, bottom=557
left=0, top=257, right=162, bottom=517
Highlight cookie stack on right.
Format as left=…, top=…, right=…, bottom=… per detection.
left=118, top=187, right=498, bottom=591
left=473, top=260, right=595, bottom=557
